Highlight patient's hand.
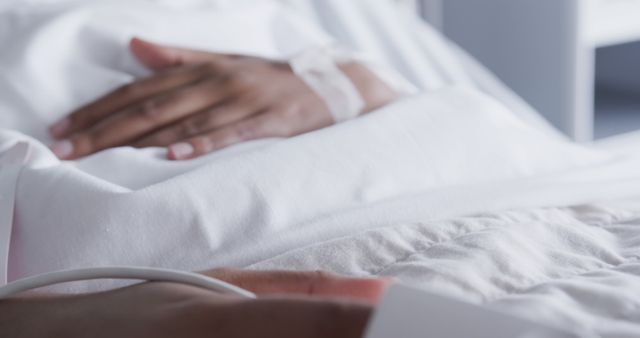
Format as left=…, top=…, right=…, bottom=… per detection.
left=1, top=269, right=387, bottom=338
left=49, top=38, right=398, bottom=160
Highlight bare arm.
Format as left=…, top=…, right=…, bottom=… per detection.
left=0, top=269, right=387, bottom=338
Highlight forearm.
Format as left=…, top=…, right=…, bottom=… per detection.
left=339, top=62, right=400, bottom=114
left=0, top=295, right=72, bottom=338
left=0, top=269, right=385, bottom=338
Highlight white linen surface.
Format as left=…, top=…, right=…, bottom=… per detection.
left=251, top=205, right=640, bottom=338
left=2, top=1, right=640, bottom=337
left=2, top=87, right=614, bottom=287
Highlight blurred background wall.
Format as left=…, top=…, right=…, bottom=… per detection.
left=412, top=0, right=640, bottom=141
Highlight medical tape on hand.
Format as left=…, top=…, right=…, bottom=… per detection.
left=290, top=46, right=366, bottom=122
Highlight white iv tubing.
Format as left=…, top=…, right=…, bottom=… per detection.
left=0, top=266, right=256, bottom=299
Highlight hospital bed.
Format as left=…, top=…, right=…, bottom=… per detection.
left=1, top=1, right=640, bottom=337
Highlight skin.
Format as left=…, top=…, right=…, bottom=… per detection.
left=35, top=39, right=397, bottom=336
left=0, top=269, right=389, bottom=338
left=49, top=38, right=398, bottom=161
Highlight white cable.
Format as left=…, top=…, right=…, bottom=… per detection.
left=0, top=267, right=256, bottom=299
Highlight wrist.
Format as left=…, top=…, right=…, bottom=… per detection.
left=339, top=62, right=400, bottom=114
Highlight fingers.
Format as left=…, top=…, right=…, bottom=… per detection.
left=164, top=104, right=329, bottom=161
left=49, top=64, right=210, bottom=140
left=49, top=37, right=231, bottom=143
left=130, top=37, right=223, bottom=71
left=133, top=96, right=263, bottom=148
left=165, top=112, right=284, bottom=160
left=203, top=269, right=390, bottom=303
left=48, top=42, right=338, bottom=161
left=51, top=78, right=231, bottom=160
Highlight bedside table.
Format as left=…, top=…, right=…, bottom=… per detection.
left=422, top=0, right=640, bottom=141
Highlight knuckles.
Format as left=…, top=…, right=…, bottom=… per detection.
left=180, top=117, right=203, bottom=138
left=139, top=99, right=163, bottom=120
left=225, top=70, right=259, bottom=93
left=115, top=83, right=143, bottom=99
left=230, top=122, right=255, bottom=142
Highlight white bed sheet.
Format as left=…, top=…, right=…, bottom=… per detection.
left=251, top=204, right=640, bottom=338
left=2, top=87, right=613, bottom=289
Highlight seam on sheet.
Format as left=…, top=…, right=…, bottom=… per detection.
left=361, top=209, right=612, bottom=277
left=491, top=258, right=640, bottom=304
left=355, top=209, right=632, bottom=301
left=361, top=216, right=514, bottom=275
left=364, top=231, right=617, bottom=278
left=365, top=249, right=639, bottom=304
left=363, top=225, right=500, bottom=276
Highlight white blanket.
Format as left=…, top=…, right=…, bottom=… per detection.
left=251, top=205, right=640, bottom=337
left=3, top=87, right=613, bottom=287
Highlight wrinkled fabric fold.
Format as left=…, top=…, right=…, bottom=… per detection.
left=0, top=142, right=30, bottom=284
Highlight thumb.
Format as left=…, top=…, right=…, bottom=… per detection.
left=203, top=269, right=392, bottom=304
left=129, top=37, right=219, bottom=71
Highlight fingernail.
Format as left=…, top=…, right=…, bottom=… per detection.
left=169, top=142, right=194, bottom=160
left=50, top=140, right=74, bottom=159
left=49, top=118, right=71, bottom=137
